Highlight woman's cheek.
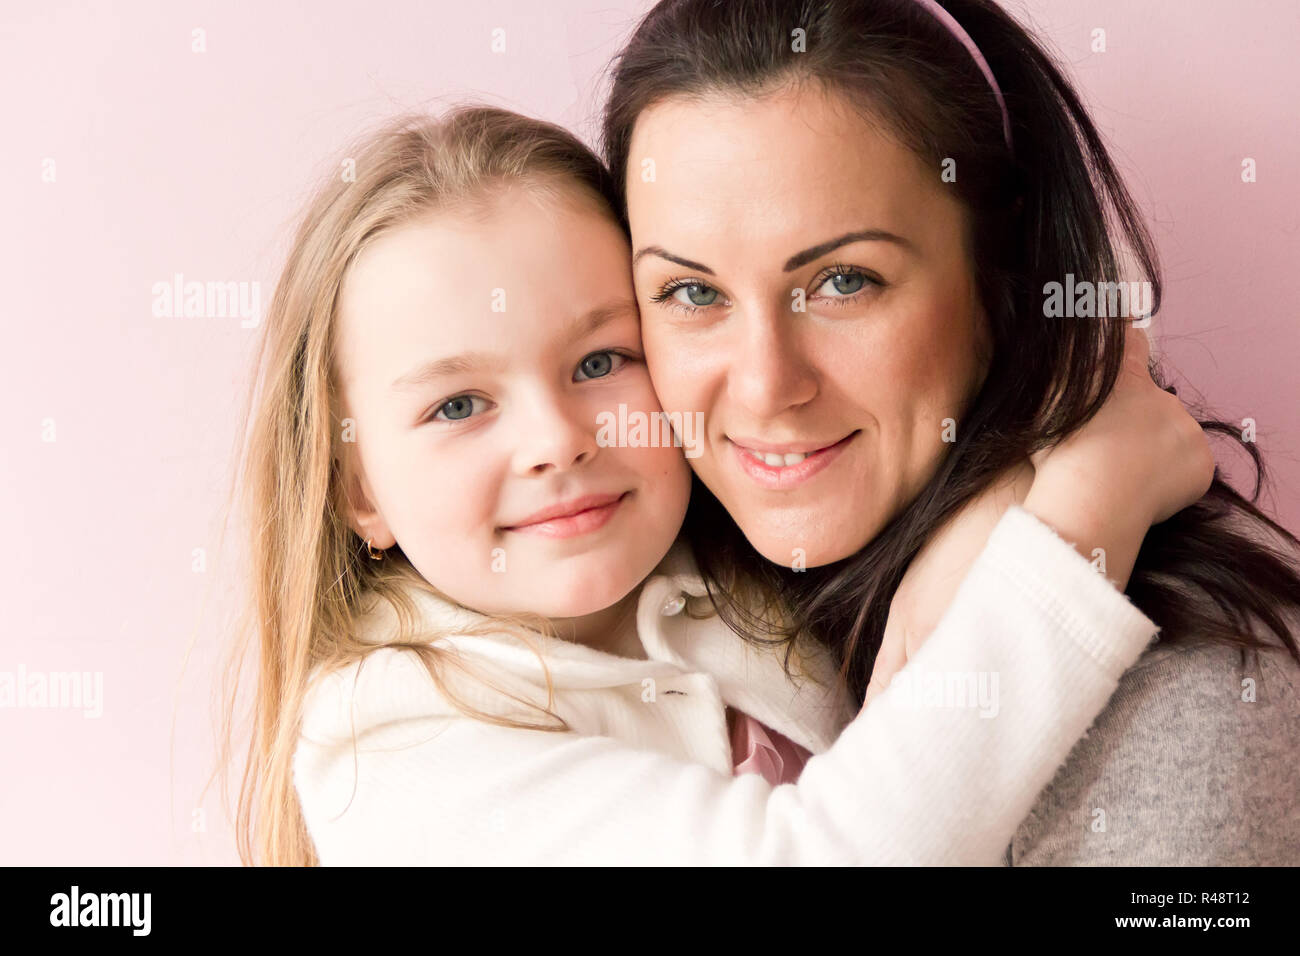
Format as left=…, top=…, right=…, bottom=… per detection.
left=643, top=325, right=705, bottom=410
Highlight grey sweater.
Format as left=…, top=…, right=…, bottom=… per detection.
left=1005, top=637, right=1300, bottom=865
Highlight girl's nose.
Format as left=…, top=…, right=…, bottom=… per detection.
left=512, top=392, right=601, bottom=476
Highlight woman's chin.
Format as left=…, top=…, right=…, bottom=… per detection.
left=742, top=523, right=872, bottom=570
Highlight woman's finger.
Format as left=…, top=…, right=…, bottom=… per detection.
left=1122, top=320, right=1152, bottom=376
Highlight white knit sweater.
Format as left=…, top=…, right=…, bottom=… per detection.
left=293, top=505, right=1159, bottom=865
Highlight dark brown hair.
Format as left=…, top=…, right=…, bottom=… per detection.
left=600, top=0, right=1300, bottom=700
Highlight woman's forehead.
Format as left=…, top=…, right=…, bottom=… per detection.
left=624, top=91, right=964, bottom=270
left=628, top=88, right=942, bottom=207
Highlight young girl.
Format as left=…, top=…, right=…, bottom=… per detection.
left=226, top=105, right=1209, bottom=866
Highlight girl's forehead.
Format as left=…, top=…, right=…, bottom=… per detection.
left=333, top=199, right=638, bottom=392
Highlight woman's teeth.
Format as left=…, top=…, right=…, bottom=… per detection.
left=744, top=448, right=810, bottom=467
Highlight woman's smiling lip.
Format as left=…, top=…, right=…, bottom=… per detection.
left=727, top=431, right=858, bottom=489
left=501, top=491, right=631, bottom=538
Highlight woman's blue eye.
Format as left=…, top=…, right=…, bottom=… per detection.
left=575, top=350, right=627, bottom=381
left=673, top=283, right=718, bottom=307
left=434, top=394, right=486, bottom=421
left=817, top=272, right=868, bottom=296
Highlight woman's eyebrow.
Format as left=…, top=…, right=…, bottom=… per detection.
left=633, top=230, right=914, bottom=276
left=783, top=230, right=916, bottom=272
left=632, top=246, right=715, bottom=275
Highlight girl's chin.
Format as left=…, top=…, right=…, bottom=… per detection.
left=531, top=573, right=644, bottom=619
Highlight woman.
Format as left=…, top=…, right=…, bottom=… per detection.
left=601, top=0, right=1300, bottom=864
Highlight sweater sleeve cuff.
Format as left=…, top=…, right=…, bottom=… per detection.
left=979, top=504, right=1159, bottom=681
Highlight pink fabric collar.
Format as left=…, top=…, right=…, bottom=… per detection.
left=727, top=705, right=813, bottom=787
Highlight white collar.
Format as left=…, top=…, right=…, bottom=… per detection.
left=353, top=538, right=858, bottom=755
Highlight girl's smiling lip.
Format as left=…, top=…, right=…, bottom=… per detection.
left=727, top=431, right=859, bottom=490
left=501, top=491, right=632, bottom=538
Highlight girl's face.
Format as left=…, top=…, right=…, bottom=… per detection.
left=626, top=83, right=991, bottom=567
left=334, top=184, right=692, bottom=625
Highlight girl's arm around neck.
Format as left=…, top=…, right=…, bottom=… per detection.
left=293, top=506, right=1157, bottom=865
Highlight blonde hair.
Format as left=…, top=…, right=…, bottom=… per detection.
left=216, top=105, right=630, bottom=867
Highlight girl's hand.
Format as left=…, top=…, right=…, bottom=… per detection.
left=863, top=462, right=1032, bottom=708
left=1021, top=324, right=1215, bottom=586
left=863, top=324, right=1215, bottom=709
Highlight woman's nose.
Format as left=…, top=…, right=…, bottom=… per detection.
left=725, top=301, right=819, bottom=420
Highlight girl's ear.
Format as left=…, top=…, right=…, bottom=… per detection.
left=335, top=455, right=397, bottom=549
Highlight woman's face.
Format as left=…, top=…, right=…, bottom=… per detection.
left=626, top=82, right=992, bottom=567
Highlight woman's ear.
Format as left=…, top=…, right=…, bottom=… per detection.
left=335, top=454, right=396, bottom=549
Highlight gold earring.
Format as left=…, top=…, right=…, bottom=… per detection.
left=366, top=538, right=385, bottom=560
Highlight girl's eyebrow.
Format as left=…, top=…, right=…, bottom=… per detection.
left=389, top=299, right=638, bottom=391
left=568, top=298, right=639, bottom=341
left=391, top=351, right=506, bottom=389
left=633, top=229, right=914, bottom=277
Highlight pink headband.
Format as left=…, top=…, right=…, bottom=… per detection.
left=911, top=0, right=1013, bottom=151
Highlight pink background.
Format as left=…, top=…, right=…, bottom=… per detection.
left=2, top=0, right=1296, bottom=864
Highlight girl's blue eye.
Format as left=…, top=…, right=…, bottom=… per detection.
left=575, top=350, right=628, bottom=381
left=434, top=394, right=487, bottom=422
left=817, top=271, right=868, bottom=296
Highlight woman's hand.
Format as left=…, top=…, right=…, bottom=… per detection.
left=863, top=325, right=1215, bottom=709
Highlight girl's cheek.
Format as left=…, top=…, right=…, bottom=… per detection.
left=404, top=446, right=488, bottom=526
